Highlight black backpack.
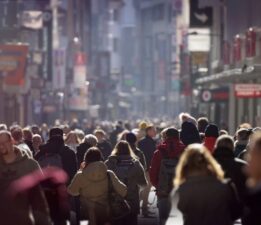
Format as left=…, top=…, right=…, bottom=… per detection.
left=157, top=151, right=179, bottom=197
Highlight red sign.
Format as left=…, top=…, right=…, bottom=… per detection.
left=235, top=84, right=261, bottom=98
left=201, top=88, right=229, bottom=102
left=0, top=44, right=29, bottom=87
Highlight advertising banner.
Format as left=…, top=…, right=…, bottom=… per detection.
left=0, top=44, right=28, bottom=87
left=235, top=84, right=261, bottom=98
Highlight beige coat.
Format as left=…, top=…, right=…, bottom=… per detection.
left=68, top=161, right=127, bottom=225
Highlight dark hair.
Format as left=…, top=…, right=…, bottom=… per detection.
left=197, top=117, right=209, bottom=133
left=165, top=128, right=179, bottom=139
left=84, top=147, right=103, bottom=163
left=126, top=132, right=137, bottom=145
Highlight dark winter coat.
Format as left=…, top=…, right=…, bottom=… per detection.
left=234, top=140, right=248, bottom=158
left=36, top=136, right=77, bottom=183
left=138, top=135, right=157, bottom=170
left=176, top=176, right=241, bottom=225
left=97, top=140, right=112, bottom=160
left=105, top=155, right=147, bottom=214
left=76, top=142, right=92, bottom=168
left=213, top=147, right=247, bottom=200
left=243, top=184, right=261, bottom=225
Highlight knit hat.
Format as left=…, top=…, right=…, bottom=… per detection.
left=180, top=121, right=201, bottom=146
left=205, top=124, right=219, bottom=138
left=126, top=132, right=137, bottom=144
left=49, top=127, right=63, bottom=138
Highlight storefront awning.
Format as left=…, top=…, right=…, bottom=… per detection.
left=195, top=65, right=261, bottom=85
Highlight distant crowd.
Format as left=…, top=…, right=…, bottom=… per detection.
left=0, top=113, right=261, bottom=225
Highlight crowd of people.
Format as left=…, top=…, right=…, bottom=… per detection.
left=0, top=113, right=261, bottom=225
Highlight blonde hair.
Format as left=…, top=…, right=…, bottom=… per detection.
left=65, top=131, right=81, bottom=145
left=174, top=144, right=224, bottom=187
left=111, top=140, right=137, bottom=159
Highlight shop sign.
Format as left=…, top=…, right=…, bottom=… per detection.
left=0, top=44, right=28, bottom=87
left=201, top=88, right=229, bottom=102
left=235, top=84, right=261, bottom=98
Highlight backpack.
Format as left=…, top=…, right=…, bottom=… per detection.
left=157, top=151, right=179, bottom=197
left=38, top=153, right=63, bottom=169
left=113, top=158, right=135, bottom=185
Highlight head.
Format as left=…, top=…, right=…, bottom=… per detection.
left=84, top=147, right=103, bottom=164
left=111, top=140, right=136, bottom=159
left=62, top=124, right=71, bottom=136
left=235, top=128, right=252, bottom=142
left=205, top=124, right=219, bottom=138
left=180, top=121, right=201, bottom=145
left=126, top=132, right=137, bottom=146
left=146, top=125, right=156, bottom=138
left=0, top=124, right=7, bottom=131
left=165, top=127, right=179, bottom=140
left=139, top=121, right=148, bottom=130
left=160, top=128, right=168, bottom=141
left=31, top=125, right=40, bottom=135
left=117, top=130, right=129, bottom=142
left=179, top=113, right=197, bottom=126
left=94, top=129, right=106, bottom=142
left=0, top=131, right=14, bottom=156
left=65, top=131, right=81, bottom=144
left=219, top=129, right=228, bottom=136
left=174, top=144, right=224, bottom=187
left=215, top=135, right=234, bottom=151
left=11, top=127, right=23, bottom=144
left=197, top=117, right=209, bottom=133
left=49, top=127, right=63, bottom=139
left=22, top=128, right=33, bottom=142
left=83, top=134, right=98, bottom=147
left=32, top=134, right=43, bottom=151
left=238, top=123, right=252, bottom=130
left=246, top=134, right=261, bottom=186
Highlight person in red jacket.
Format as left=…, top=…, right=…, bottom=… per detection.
left=203, top=124, right=219, bottom=153
left=149, top=127, right=185, bottom=225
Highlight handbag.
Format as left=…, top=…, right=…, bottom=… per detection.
left=107, top=172, right=131, bottom=220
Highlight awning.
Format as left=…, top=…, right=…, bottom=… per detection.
left=195, top=65, right=261, bottom=85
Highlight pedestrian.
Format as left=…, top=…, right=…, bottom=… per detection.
left=76, top=134, right=98, bottom=168
left=106, top=141, right=147, bottom=225
left=180, top=121, right=201, bottom=146
left=11, top=126, right=33, bottom=157
left=137, top=125, right=157, bottom=216
left=126, top=132, right=147, bottom=170
left=65, top=131, right=82, bottom=153
left=94, top=129, right=113, bottom=160
left=203, top=124, right=219, bottom=153
left=150, top=128, right=185, bottom=225
left=110, top=122, right=124, bottom=148
left=23, top=127, right=35, bottom=154
left=35, top=127, right=77, bottom=225
left=243, top=133, right=261, bottom=225
left=36, top=127, right=77, bottom=183
left=32, top=134, right=43, bottom=156
left=0, top=130, right=52, bottom=225
left=197, top=117, right=209, bottom=133
left=171, top=144, right=241, bottom=225
left=68, top=147, right=127, bottom=225
left=213, top=135, right=247, bottom=201
left=234, top=128, right=252, bottom=157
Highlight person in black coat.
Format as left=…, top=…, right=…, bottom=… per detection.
left=213, top=135, right=247, bottom=201
left=180, top=121, right=201, bottom=146
left=35, top=127, right=77, bottom=183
